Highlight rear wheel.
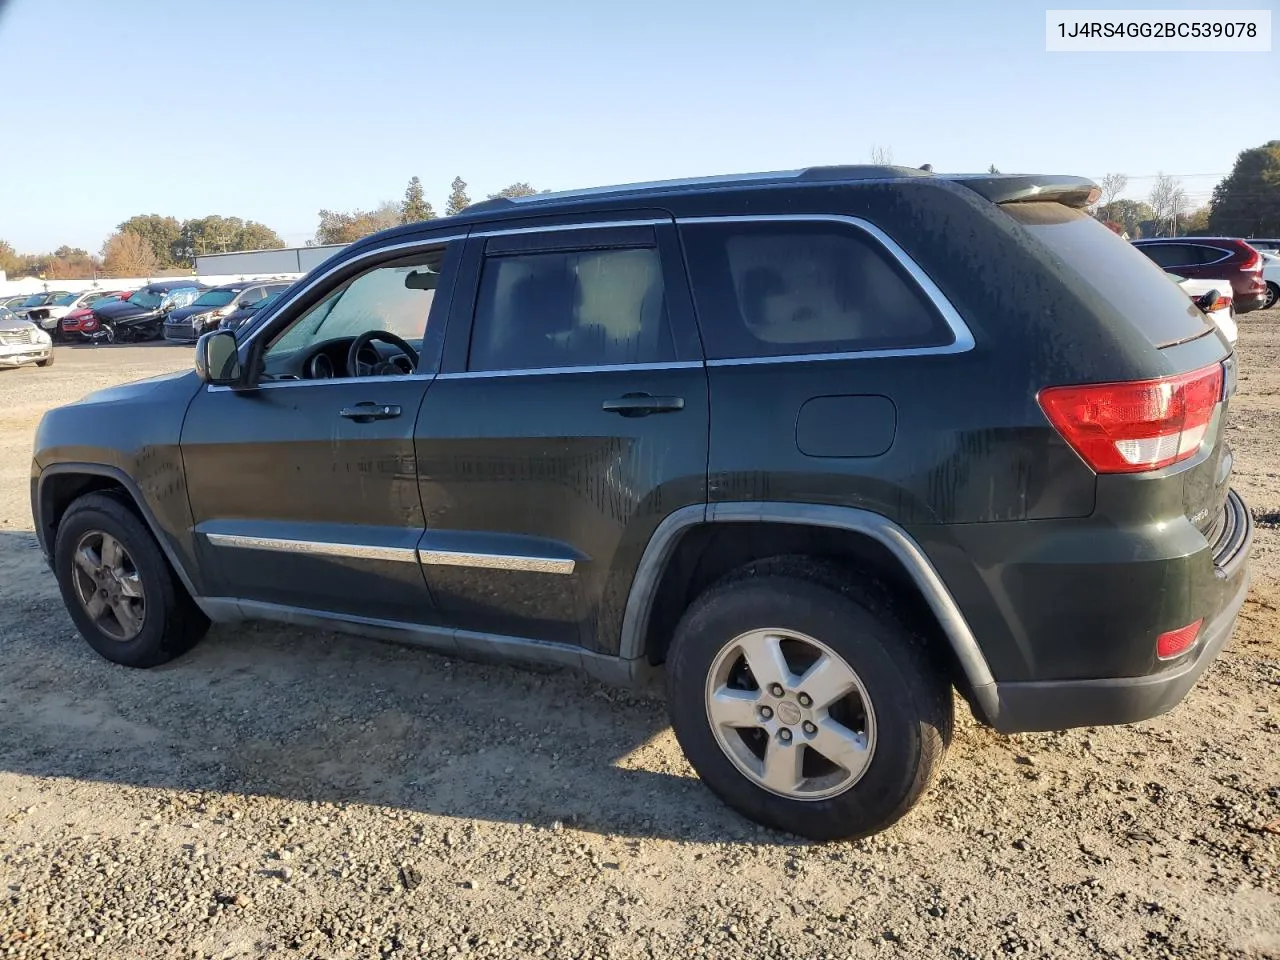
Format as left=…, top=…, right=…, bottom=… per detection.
left=1265, top=282, right=1278, bottom=311
left=54, top=492, right=209, bottom=667
left=665, top=560, right=952, bottom=841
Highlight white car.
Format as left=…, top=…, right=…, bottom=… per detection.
left=1261, top=251, right=1279, bottom=310
left=0, top=306, right=54, bottom=368
left=1171, top=274, right=1237, bottom=344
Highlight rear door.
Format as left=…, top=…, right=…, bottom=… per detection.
left=412, top=216, right=709, bottom=652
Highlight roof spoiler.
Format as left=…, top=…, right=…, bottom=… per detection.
left=948, top=174, right=1101, bottom=209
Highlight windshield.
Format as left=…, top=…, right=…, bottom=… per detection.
left=129, top=289, right=164, bottom=309
left=252, top=292, right=281, bottom=310
left=192, top=290, right=237, bottom=308
left=53, top=293, right=79, bottom=305
left=19, top=295, right=44, bottom=307
left=1003, top=203, right=1210, bottom=348
left=0, top=307, right=15, bottom=323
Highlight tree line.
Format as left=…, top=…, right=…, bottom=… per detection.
left=1, top=214, right=286, bottom=281
left=313, top=176, right=543, bottom=245
left=1092, top=140, right=1279, bottom=238
left=7, top=145, right=1274, bottom=281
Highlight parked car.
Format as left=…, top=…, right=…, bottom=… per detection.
left=1262, top=252, right=1280, bottom=310
left=1172, top=274, right=1237, bottom=344
left=61, top=291, right=132, bottom=340
left=163, top=281, right=293, bottom=343
left=88, top=281, right=204, bottom=343
left=11, top=290, right=70, bottom=320
left=26, top=289, right=125, bottom=341
left=31, top=166, right=1251, bottom=841
left=0, top=305, right=53, bottom=368
left=1244, top=238, right=1280, bottom=255
left=219, top=289, right=286, bottom=333
left=1, top=295, right=31, bottom=311
left=1132, top=237, right=1268, bottom=313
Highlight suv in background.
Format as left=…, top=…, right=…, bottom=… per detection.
left=1132, top=237, right=1267, bottom=313
left=31, top=167, right=1251, bottom=841
left=163, top=280, right=293, bottom=342
left=1244, top=238, right=1279, bottom=255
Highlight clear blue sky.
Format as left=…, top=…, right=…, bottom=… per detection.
left=1, top=0, right=1276, bottom=253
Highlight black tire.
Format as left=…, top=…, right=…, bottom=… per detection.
left=1265, top=282, right=1278, bottom=311
left=53, top=492, right=209, bottom=668
left=665, top=558, right=953, bottom=841
left=36, top=353, right=54, bottom=367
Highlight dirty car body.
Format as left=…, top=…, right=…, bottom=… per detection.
left=31, top=166, right=1253, bottom=840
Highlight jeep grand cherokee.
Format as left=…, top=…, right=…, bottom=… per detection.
left=31, top=166, right=1252, bottom=841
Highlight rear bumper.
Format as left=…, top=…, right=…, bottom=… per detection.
left=982, top=488, right=1253, bottom=733
left=1234, top=292, right=1268, bottom=314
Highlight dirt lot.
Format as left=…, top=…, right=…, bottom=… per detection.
left=0, top=331, right=1277, bottom=960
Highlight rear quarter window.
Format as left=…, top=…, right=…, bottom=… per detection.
left=1007, top=205, right=1210, bottom=348
left=679, top=220, right=953, bottom=360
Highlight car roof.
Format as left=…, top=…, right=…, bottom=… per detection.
left=146, top=279, right=203, bottom=290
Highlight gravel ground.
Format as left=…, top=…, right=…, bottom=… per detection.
left=0, top=332, right=1277, bottom=960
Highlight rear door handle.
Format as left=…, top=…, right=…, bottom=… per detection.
left=601, top=393, right=685, bottom=417
left=339, top=402, right=402, bottom=422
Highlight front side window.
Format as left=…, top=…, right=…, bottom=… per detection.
left=681, top=221, right=951, bottom=360
left=468, top=246, right=673, bottom=371
left=265, top=249, right=444, bottom=363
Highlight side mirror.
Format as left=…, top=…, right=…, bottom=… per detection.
left=194, top=330, right=243, bottom=386
left=1195, top=289, right=1222, bottom=312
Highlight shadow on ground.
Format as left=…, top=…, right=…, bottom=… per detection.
left=0, top=531, right=793, bottom=847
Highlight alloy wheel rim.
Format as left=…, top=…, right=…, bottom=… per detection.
left=704, top=628, right=877, bottom=801
left=70, top=530, right=146, bottom=642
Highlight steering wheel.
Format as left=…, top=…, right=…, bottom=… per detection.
left=347, top=330, right=419, bottom=378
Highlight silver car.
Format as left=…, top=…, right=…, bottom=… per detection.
left=0, top=306, right=54, bottom=368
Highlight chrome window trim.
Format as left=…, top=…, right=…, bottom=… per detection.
left=417, top=548, right=575, bottom=575
left=205, top=533, right=418, bottom=564
left=237, top=233, right=468, bottom=350
left=435, top=360, right=702, bottom=380
left=471, top=217, right=667, bottom=237
left=675, top=214, right=975, bottom=362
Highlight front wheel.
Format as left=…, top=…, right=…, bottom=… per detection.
left=53, top=492, right=209, bottom=667
left=665, top=560, right=953, bottom=841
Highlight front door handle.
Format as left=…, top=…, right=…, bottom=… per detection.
left=339, top=402, right=402, bottom=423
left=601, top=393, right=685, bottom=417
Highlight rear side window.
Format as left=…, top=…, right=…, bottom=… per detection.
left=1010, top=205, right=1209, bottom=348
left=468, top=247, right=674, bottom=372
left=679, top=221, right=952, bottom=360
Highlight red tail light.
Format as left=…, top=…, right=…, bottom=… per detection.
left=1038, top=363, right=1223, bottom=474
left=1204, top=295, right=1231, bottom=313
left=1239, top=248, right=1261, bottom=272
left=1156, top=619, right=1202, bottom=660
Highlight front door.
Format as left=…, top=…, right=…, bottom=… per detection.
left=180, top=237, right=463, bottom=623
left=413, top=219, right=709, bottom=653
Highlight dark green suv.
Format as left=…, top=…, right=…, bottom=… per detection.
left=31, top=166, right=1252, bottom=840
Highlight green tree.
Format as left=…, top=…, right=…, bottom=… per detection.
left=988, top=164, right=1001, bottom=174
left=401, top=176, right=436, bottom=224
left=1208, top=140, right=1280, bottom=237
left=315, top=202, right=401, bottom=245
left=445, top=176, right=470, bottom=216
left=487, top=182, right=539, bottom=200
left=117, top=214, right=181, bottom=268
left=171, top=216, right=285, bottom=265
left=1104, top=198, right=1155, bottom=238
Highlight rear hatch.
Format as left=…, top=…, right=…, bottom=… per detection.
left=996, top=197, right=1232, bottom=543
